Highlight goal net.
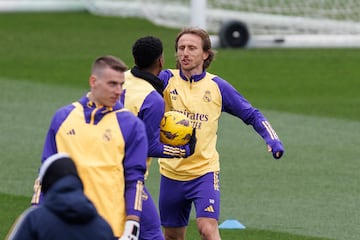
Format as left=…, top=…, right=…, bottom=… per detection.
left=84, top=0, right=360, bottom=48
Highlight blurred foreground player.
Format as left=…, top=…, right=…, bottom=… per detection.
left=7, top=153, right=114, bottom=240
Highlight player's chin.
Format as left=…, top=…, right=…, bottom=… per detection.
left=108, top=98, right=118, bottom=107
left=181, top=64, right=193, bottom=71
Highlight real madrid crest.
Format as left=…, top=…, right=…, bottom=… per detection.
left=203, top=90, right=212, bottom=102
left=103, top=129, right=112, bottom=142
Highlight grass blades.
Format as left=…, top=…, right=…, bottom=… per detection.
left=0, top=193, right=30, bottom=239
left=0, top=192, right=332, bottom=240
left=1, top=12, right=359, bottom=240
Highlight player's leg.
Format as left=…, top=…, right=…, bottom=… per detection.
left=163, top=227, right=187, bottom=240
left=140, top=186, right=164, bottom=240
left=196, top=218, right=221, bottom=240
left=159, top=175, right=192, bottom=240
left=192, top=172, right=221, bottom=240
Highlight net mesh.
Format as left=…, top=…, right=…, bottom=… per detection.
left=84, top=0, right=360, bottom=35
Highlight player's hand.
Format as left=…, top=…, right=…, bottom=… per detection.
left=186, top=128, right=197, bottom=157
left=118, top=220, right=140, bottom=240
left=30, top=177, right=41, bottom=206
left=267, top=140, right=284, bottom=159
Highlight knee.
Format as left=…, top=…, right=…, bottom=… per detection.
left=196, top=218, right=221, bottom=240
left=198, top=224, right=213, bottom=239
left=164, top=227, right=186, bottom=240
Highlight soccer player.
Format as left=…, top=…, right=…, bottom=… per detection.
left=158, top=27, right=285, bottom=240
left=31, top=55, right=148, bottom=239
left=120, top=36, right=196, bottom=240
left=7, top=153, right=114, bottom=240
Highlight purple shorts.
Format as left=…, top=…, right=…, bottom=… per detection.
left=159, top=172, right=220, bottom=227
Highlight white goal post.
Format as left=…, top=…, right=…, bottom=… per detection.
left=205, top=0, right=360, bottom=48
left=2, top=0, right=360, bottom=48
left=83, top=0, right=360, bottom=48
left=7, top=0, right=360, bottom=48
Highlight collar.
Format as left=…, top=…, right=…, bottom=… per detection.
left=179, top=69, right=206, bottom=82
left=79, top=92, right=123, bottom=112
left=131, top=66, right=164, bottom=96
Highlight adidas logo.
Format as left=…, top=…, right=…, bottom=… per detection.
left=170, top=89, right=178, bottom=95
left=170, top=89, right=178, bottom=100
left=67, top=129, right=76, bottom=135
left=204, top=205, right=215, bottom=213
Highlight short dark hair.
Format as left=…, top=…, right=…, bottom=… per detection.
left=132, top=36, right=163, bottom=69
left=91, top=55, right=128, bottom=76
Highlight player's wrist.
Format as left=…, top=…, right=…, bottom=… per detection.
left=118, top=219, right=140, bottom=240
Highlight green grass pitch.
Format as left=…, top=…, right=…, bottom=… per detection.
left=1, top=12, right=359, bottom=240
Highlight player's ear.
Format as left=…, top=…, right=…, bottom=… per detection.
left=159, top=54, right=164, bottom=69
left=202, top=51, right=209, bottom=61
left=89, top=75, right=96, bottom=87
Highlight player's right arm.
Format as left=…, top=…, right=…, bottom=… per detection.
left=31, top=105, right=74, bottom=205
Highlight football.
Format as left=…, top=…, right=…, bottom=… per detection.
left=160, top=111, right=193, bottom=146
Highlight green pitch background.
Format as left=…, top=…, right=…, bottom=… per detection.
left=1, top=12, right=359, bottom=240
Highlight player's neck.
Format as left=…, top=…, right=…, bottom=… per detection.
left=88, top=92, right=104, bottom=108
left=182, top=68, right=203, bottom=80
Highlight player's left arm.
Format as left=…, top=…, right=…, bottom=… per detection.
left=250, top=112, right=284, bottom=159
left=118, top=112, right=147, bottom=218
left=214, top=77, right=284, bottom=159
